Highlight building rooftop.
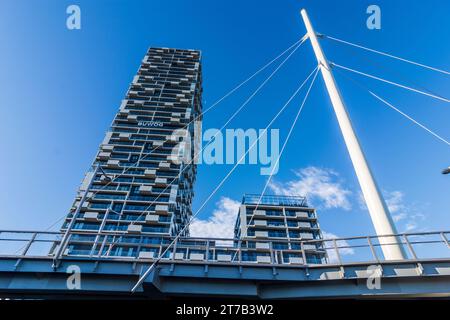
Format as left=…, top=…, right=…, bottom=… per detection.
left=242, top=194, right=308, bottom=207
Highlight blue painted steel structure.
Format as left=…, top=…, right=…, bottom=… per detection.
left=0, top=229, right=449, bottom=299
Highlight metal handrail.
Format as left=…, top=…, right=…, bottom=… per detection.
left=0, top=229, right=448, bottom=267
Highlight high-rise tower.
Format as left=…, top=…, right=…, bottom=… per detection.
left=59, top=47, right=202, bottom=258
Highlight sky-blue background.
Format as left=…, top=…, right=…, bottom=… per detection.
left=0, top=0, right=449, bottom=243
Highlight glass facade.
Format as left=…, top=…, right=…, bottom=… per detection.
left=60, top=47, right=202, bottom=257
left=235, top=194, right=327, bottom=264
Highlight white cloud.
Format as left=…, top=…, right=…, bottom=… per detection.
left=360, top=190, right=427, bottom=233
left=189, top=197, right=240, bottom=240
left=268, top=166, right=352, bottom=210
left=322, top=231, right=355, bottom=263
left=384, top=190, right=426, bottom=233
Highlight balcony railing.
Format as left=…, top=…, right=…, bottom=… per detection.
left=242, top=194, right=308, bottom=207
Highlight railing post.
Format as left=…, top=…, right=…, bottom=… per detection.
left=403, top=234, right=417, bottom=260
left=21, top=233, right=37, bottom=257
left=238, top=240, right=242, bottom=263
left=171, top=237, right=178, bottom=261
left=440, top=232, right=450, bottom=249
left=52, top=165, right=100, bottom=268
left=269, top=241, right=275, bottom=264
left=332, top=239, right=345, bottom=279
left=333, top=239, right=343, bottom=265
left=403, top=234, right=424, bottom=275
left=300, top=241, right=307, bottom=265
left=205, top=240, right=210, bottom=262
left=97, top=235, right=108, bottom=257
left=367, top=236, right=379, bottom=263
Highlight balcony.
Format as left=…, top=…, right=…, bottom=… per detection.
left=101, top=145, right=114, bottom=152
left=145, top=214, right=159, bottom=223
left=155, top=205, right=169, bottom=214
left=255, top=231, right=269, bottom=238
left=106, top=160, right=120, bottom=168
left=139, top=185, right=152, bottom=194
left=255, top=242, right=270, bottom=249
left=253, top=210, right=265, bottom=216
left=154, top=178, right=168, bottom=187
left=119, top=133, right=131, bottom=141
left=167, top=155, right=179, bottom=163
left=288, top=257, right=304, bottom=264
left=298, top=222, right=311, bottom=228
left=217, top=254, right=232, bottom=262
left=158, top=162, right=171, bottom=170
left=254, top=220, right=267, bottom=226
left=296, top=211, right=309, bottom=219
left=256, top=256, right=271, bottom=264
left=83, top=212, right=99, bottom=221
left=138, top=251, right=155, bottom=259
left=144, top=169, right=156, bottom=178
left=127, top=224, right=142, bottom=234
left=189, top=253, right=205, bottom=261
left=127, top=115, right=138, bottom=122
left=97, top=152, right=111, bottom=160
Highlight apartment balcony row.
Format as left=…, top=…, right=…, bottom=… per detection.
left=92, top=174, right=179, bottom=188
left=73, top=198, right=174, bottom=213
left=115, top=114, right=188, bottom=125
left=133, top=70, right=197, bottom=83
left=89, top=184, right=172, bottom=196
left=140, top=61, right=200, bottom=72
left=131, top=79, right=196, bottom=94
left=141, top=56, right=200, bottom=65
left=86, top=184, right=176, bottom=200
left=245, top=230, right=318, bottom=240
left=246, top=210, right=316, bottom=220
left=129, top=81, right=194, bottom=95
left=132, top=73, right=197, bottom=86
left=64, top=241, right=323, bottom=265
left=98, top=143, right=179, bottom=155
left=97, top=150, right=181, bottom=167
left=110, top=126, right=189, bottom=137
left=248, top=220, right=319, bottom=230
left=76, top=212, right=172, bottom=225
left=64, top=224, right=172, bottom=236
left=118, top=107, right=189, bottom=119
left=147, top=47, right=200, bottom=55
left=109, top=131, right=183, bottom=142
left=101, top=158, right=181, bottom=170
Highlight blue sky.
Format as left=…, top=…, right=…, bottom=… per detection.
left=0, top=0, right=449, bottom=253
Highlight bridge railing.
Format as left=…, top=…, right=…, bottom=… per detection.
left=0, top=229, right=449, bottom=266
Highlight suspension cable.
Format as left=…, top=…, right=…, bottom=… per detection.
left=330, top=62, right=450, bottom=103
left=44, top=36, right=307, bottom=232
left=247, top=69, right=319, bottom=227
left=83, top=46, right=313, bottom=258
left=367, top=91, right=450, bottom=146
left=334, top=67, right=450, bottom=147
left=131, top=66, right=319, bottom=293
left=322, top=33, right=450, bottom=76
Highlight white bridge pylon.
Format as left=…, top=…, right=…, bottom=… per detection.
left=300, top=9, right=407, bottom=260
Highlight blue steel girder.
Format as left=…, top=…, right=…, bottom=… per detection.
left=0, top=256, right=450, bottom=299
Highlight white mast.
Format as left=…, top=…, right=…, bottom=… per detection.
left=300, top=9, right=406, bottom=260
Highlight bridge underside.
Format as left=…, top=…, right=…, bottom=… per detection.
left=1, top=256, right=450, bottom=299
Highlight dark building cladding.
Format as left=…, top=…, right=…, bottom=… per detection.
left=59, top=47, right=203, bottom=258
